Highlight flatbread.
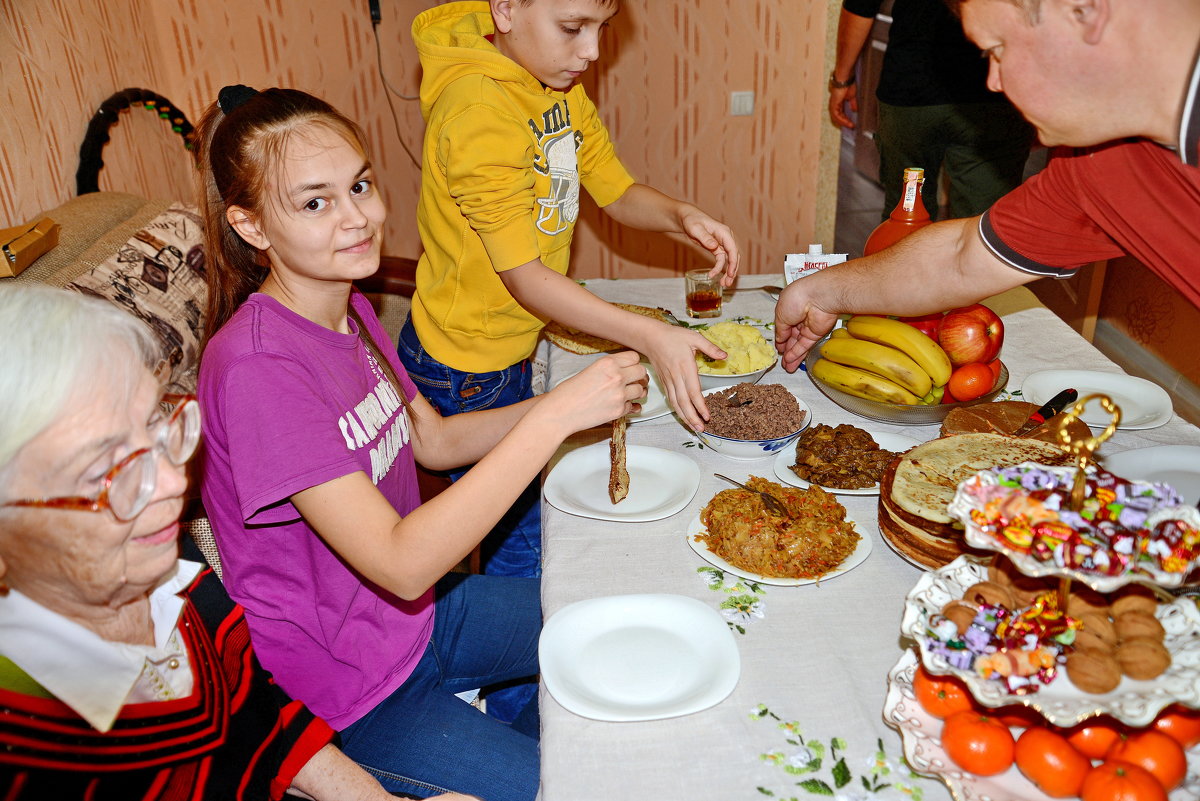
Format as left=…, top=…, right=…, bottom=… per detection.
left=891, top=433, right=1069, bottom=524
left=608, top=416, right=630, bottom=504
left=543, top=303, right=672, bottom=355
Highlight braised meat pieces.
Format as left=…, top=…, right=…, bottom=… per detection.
left=789, top=423, right=897, bottom=489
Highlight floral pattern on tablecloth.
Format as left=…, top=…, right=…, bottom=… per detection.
left=751, top=704, right=929, bottom=800
left=697, top=566, right=767, bottom=634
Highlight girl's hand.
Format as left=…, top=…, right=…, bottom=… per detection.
left=545, top=351, right=648, bottom=432
left=639, top=323, right=725, bottom=432
left=679, top=208, right=740, bottom=287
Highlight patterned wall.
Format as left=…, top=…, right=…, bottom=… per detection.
left=1, top=0, right=835, bottom=279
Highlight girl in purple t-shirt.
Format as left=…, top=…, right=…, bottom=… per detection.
left=193, top=86, right=647, bottom=801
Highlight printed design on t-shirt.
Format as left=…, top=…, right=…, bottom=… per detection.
left=528, top=99, right=580, bottom=236
left=336, top=377, right=411, bottom=485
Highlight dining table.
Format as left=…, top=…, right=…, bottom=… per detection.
left=533, top=272, right=1200, bottom=801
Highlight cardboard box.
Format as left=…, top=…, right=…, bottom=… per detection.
left=1, top=217, right=60, bottom=278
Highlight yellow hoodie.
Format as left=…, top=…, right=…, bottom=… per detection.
left=409, top=1, right=635, bottom=372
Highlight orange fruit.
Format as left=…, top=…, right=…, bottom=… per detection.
left=1015, top=726, right=1091, bottom=797
left=941, top=710, right=1015, bottom=776
left=913, top=665, right=974, bottom=719
left=947, top=362, right=994, bottom=402
left=1105, top=730, right=1187, bottom=791
left=1152, top=705, right=1200, bottom=749
left=1065, top=718, right=1127, bottom=760
left=994, top=704, right=1041, bottom=729
left=987, top=358, right=1003, bottom=382
left=1080, top=761, right=1168, bottom=801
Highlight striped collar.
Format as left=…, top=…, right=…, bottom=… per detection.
left=0, top=560, right=201, bottom=732
left=1179, top=39, right=1200, bottom=166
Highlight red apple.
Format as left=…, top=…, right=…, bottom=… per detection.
left=897, top=312, right=944, bottom=340
left=937, top=304, right=1004, bottom=367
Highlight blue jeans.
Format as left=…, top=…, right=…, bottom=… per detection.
left=338, top=574, right=541, bottom=801
left=396, top=315, right=541, bottom=724
left=396, top=316, right=542, bottom=579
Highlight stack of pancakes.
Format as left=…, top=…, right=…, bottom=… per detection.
left=878, top=432, right=1073, bottom=568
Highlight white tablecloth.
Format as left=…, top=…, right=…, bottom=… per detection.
left=535, top=274, right=1199, bottom=801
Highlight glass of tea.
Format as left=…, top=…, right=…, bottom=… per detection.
left=684, top=268, right=722, bottom=318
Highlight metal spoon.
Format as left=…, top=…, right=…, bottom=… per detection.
left=714, top=473, right=790, bottom=517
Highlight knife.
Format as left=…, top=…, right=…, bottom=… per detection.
left=1013, top=388, right=1079, bottom=437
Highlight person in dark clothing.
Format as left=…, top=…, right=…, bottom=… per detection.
left=830, top=0, right=1034, bottom=220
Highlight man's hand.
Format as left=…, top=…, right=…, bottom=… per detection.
left=829, top=82, right=859, bottom=129
left=773, top=282, right=840, bottom=373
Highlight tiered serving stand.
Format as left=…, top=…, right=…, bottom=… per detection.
left=882, top=396, right=1200, bottom=800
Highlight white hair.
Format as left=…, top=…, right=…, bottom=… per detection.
left=0, top=285, right=162, bottom=476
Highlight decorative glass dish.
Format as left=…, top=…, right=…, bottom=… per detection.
left=803, top=339, right=1007, bottom=426
left=948, top=463, right=1200, bottom=593
left=899, top=556, right=1200, bottom=727
left=883, top=649, right=1200, bottom=801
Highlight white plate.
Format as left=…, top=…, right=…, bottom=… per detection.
left=1103, top=445, right=1200, bottom=506
left=771, top=431, right=923, bottom=495
left=550, top=364, right=672, bottom=424
left=543, top=442, right=700, bottom=522
left=539, top=594, right=740, bottom=721
left=629, top=365, right=672, bottom=423
left=883, top=649, right=1200, bottom=801
left=685, top=512, right=873, bottom=586
left=900, top=556, right=1200, bottom=727
left=1023, top=369, right=1173, bottom=429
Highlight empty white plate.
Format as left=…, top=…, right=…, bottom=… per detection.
left=539, top=594, right=740, bottom=721
left=1103, top=445, right=1200, bottom=505
left=1022, top=369, right=1172, bottom=429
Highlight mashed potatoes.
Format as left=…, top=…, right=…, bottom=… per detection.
left=695, top=322, right=775, bottom=375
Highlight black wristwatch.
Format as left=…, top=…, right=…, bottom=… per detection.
left=828, top=72, right=856, bottom=90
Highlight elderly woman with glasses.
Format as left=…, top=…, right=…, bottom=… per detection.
left=0, top=285, right=473, bottom=801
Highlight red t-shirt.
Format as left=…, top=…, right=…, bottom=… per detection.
left=979, top=55, right=1200, bottom=309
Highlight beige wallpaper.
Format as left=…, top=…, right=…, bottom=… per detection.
left=1, top=0, right=835, bottom=279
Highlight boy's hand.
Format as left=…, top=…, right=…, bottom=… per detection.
left=546, top=351, right=648, bottom=432
left=640, top=324, right=727, bottom=432
left=679, top=208, right=740, bottom=287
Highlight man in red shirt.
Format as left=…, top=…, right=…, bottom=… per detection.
left=776, top=0, right=1200, bottom=372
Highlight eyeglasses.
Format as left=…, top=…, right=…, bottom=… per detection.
left=2, top=394, right=200, bottom=523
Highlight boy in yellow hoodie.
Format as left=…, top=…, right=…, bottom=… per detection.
left=399, top=0, right=739, bottom=586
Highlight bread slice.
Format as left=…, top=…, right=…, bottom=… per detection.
left=544, top=303, right=671, bottom=355
left=891, top=433, right=1068, bottom=524
left=941, top=400, right=1090, bottom=445
left=609, top=416, right=630, bottom=504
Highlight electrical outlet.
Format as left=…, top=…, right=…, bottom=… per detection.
left=730, top=91, right=754, bottom=116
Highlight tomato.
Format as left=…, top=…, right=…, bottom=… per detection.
left=947, top=362, right=994, bottom=402
left=1105, top=730, right=1187, bottom=791
left=913, top=665, right=974, bottom=719
left=1015, top=727, right=1091, bottom=798
left=1065, top=719, right=1127, bottom=760
left=941, top=710, right=1015, bottom=776
left=1152, top=704, right=1200, bottom=749
left=1080, top=761, right=1168, bottom=801
left=987, top=358, right=1003, bottom=382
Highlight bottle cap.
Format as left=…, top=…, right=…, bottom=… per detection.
left=807, top=244, right=824, bottom=255
left=903, top=167, right=925, bottom=182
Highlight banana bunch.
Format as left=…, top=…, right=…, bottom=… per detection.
left=811, top=315, right=952, bottom=406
